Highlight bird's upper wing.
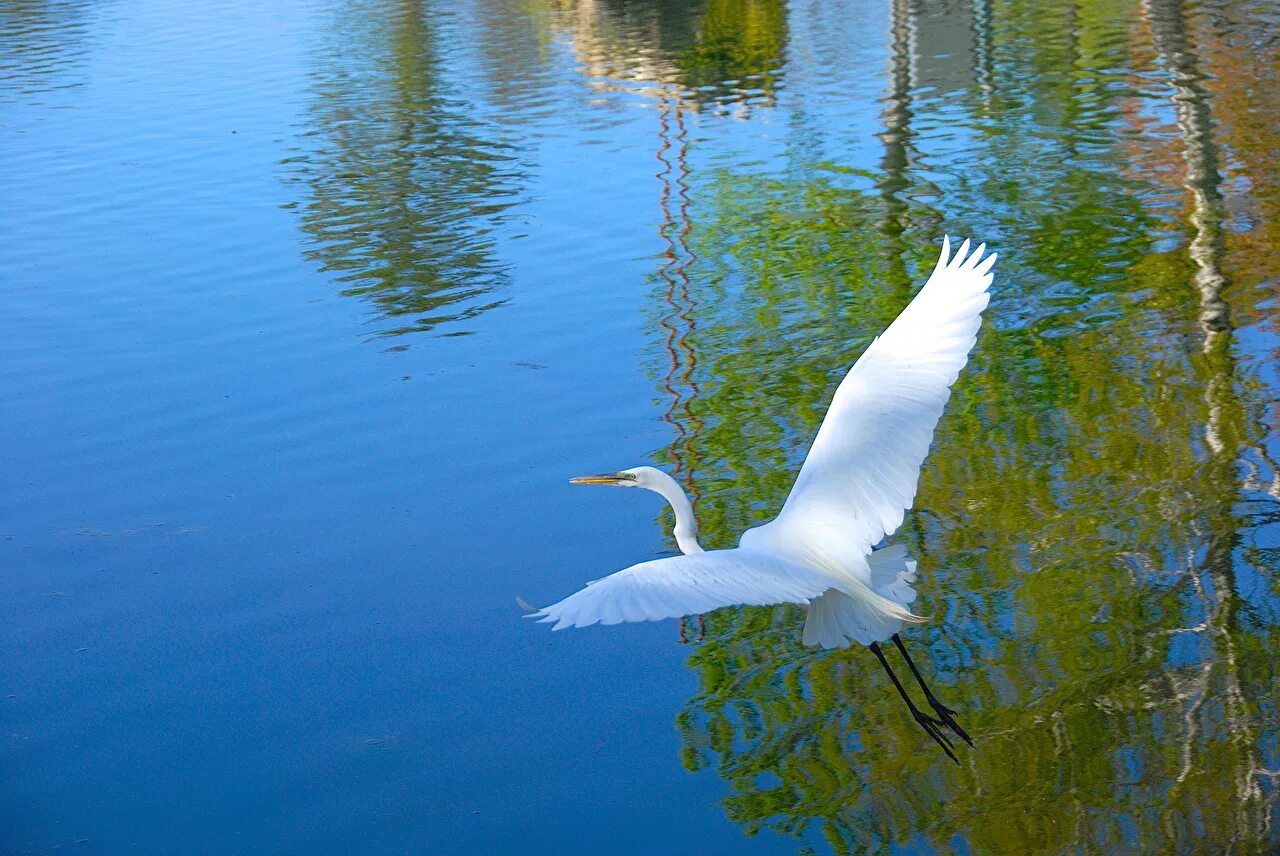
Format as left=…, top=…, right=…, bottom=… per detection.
left=529, top=549, right=833, bottom=630
left=739, top=237, right=996, bottom=570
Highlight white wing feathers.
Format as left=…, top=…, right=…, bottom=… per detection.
left=740, top=237, right=996, bottom=570
left=534, top=237, right=995, bottom=640
left=802, top=544, right=922, bottom=648
left=529, top=549, right=834, bottom=630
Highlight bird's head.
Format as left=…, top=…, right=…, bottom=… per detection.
left=569, top=466, right=662, bottom=489
left=568, top=465, right=702, bottom=553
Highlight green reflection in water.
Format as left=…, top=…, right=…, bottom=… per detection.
left=286, top=0, right=787, bottom=337
left=631, top=0, right=1280, bottom=852
left=672, top=172, right=1277, bottom=851
left=549, top=0, right=786, bottom=108
left=673, top=0, right=786, bottom=101
left=284, top=0, right=1280, bottom=847
left=0, top=0, right=95, bottom=101
left=286, top=0, right=533, bottom=338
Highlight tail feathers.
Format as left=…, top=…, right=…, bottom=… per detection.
left=802, top=577, right=926, bottom=649
left=867, top=543, right=919, bottom=605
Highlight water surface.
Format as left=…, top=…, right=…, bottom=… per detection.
left=3, top=0, right=1279, bottom=852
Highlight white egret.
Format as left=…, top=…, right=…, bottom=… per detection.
left=530, top=236, right=995, bottom=760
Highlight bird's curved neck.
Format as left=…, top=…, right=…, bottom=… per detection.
left=647, top=472, right=703, bottom=554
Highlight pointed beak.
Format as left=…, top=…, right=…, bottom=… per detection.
left=569, top=473, right=626, bottom=486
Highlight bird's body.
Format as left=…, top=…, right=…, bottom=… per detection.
left=532, top=237, right=995, bottom=647
left=528, top=236, right=996, bottom=760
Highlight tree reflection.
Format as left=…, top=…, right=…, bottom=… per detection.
left=547, top=0, right=787, bottom=109
left=287, top=0, right=530, bottom=338
left=292, top=0, right=1280, bottom=845
left=287, top=0, right=790, bottom=338
left=0, top=0, right=95, bottom=101
left=660, top=0, right=1280, bottom=851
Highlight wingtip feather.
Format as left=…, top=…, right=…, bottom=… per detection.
left=967, top=242, right=987, bottom=269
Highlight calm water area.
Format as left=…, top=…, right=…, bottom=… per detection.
left=3, top=0, right=1279, bottom=852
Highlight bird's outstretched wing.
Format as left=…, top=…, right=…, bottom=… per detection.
left=740, top=237, right=996, bottom=570
left=529, top=549, right=833, bottom=630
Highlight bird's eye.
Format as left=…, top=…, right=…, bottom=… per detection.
left=619, top=472, right=638, bottom=481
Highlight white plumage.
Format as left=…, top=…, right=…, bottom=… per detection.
left=533, top=550, right=833, bottom=630
left=531, top=236, right=996, bottom=647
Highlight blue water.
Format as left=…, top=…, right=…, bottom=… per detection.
left=4, top=0, right=1279, bottom=852
left=0, top=2, right=787, bottom=850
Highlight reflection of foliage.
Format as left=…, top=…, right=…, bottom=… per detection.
left=652, top=0, right=1280, bottom=850
left=672, top=174, right=1279, bottom=852
left=650, top=168, right=921, bottom=541
left=674, top=0, right=786, bottom=98
left=0, top=0, right=94, bottom=101
left=549, top=0, right=786, bottom=107
left=287, top=0, right=526, bottom=338
left=1197, top=3, right=1280, bottom=336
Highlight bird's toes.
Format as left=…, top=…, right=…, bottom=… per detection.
left=914, top=711, right=954, bottom=750
left=931, top=706, right=973, bottom=747
left=945, top=718, right=974, bottom=747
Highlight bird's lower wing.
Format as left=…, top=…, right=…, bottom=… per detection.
left=529, top=549, right=833, bottom=630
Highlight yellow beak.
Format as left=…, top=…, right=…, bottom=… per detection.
left=569, top=473, right=625, bottom=485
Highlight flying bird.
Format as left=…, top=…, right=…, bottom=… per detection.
left=529, top=237, right=996, bottom=760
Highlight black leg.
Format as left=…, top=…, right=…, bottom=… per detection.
left=891, top=633, right=974, bottom=747
left=869, top=642, right=959, bottom=765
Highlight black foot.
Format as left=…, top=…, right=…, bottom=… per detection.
left=890, top=634, right=974, bottom=748
left=912, top=709, right=959, bottom=765
left=927, top=698, right=973, bottom=748
left=870, top=640, right=961, bottom=765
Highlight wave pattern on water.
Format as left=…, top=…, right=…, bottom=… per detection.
left=0, top=0, right=105, bottom=103
left=282, top=0, right=537, bottom=339
left=655, top=0, right=1280, bottom=851
left=3, top=0, right=1280, bottom=852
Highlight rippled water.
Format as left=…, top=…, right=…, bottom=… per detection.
left=3, top=0, right=1279, bottom=852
